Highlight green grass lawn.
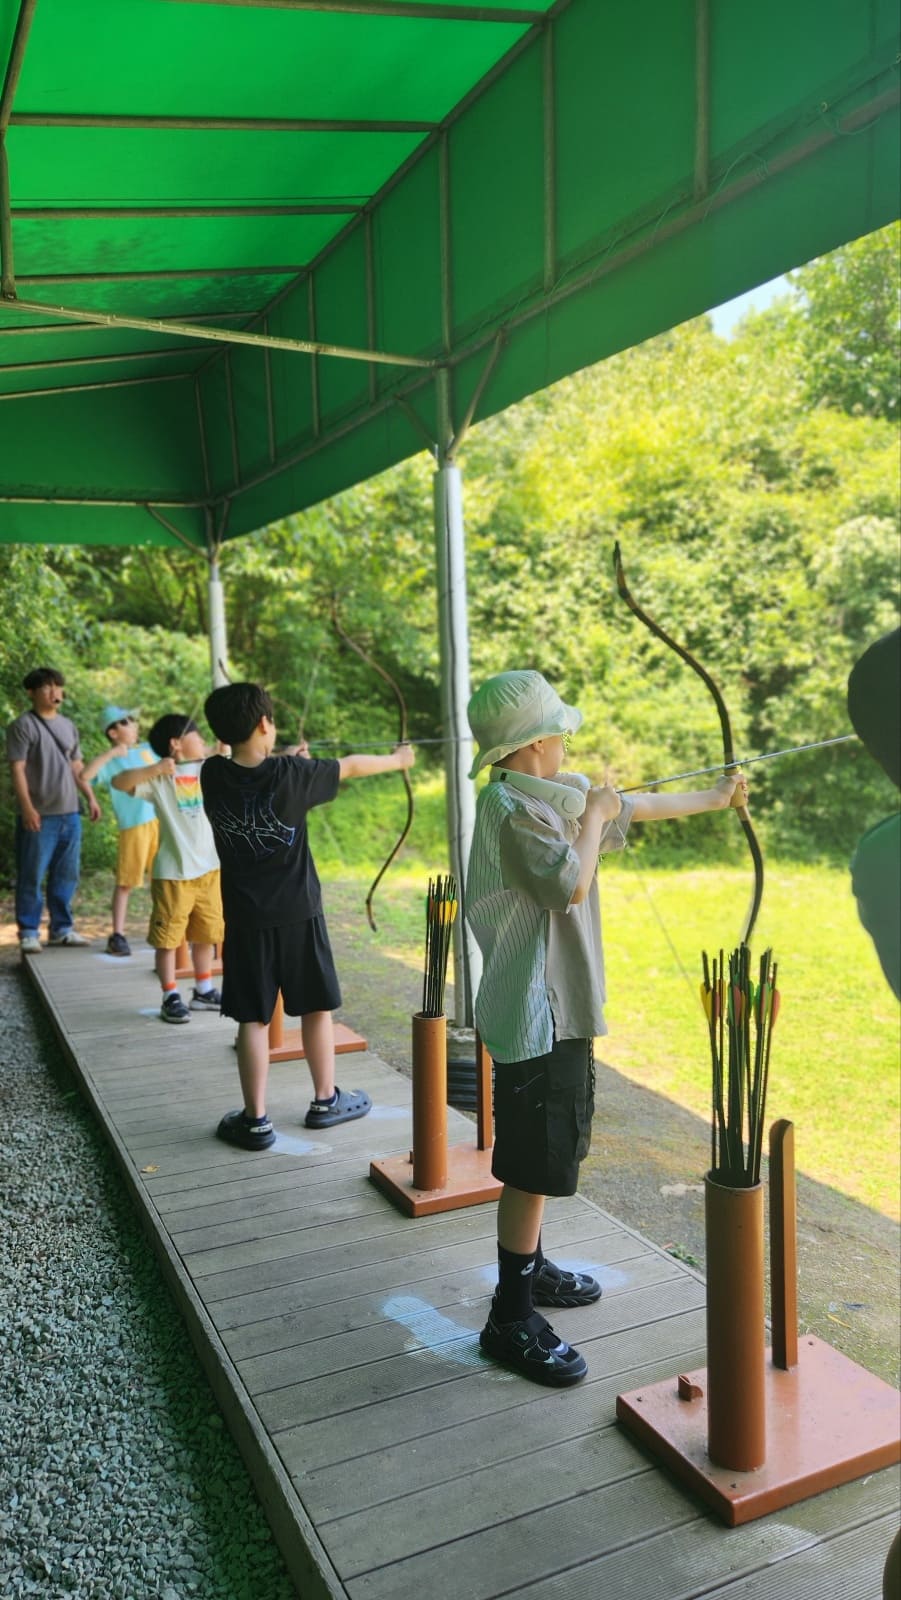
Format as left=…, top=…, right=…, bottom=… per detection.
left=62, top=852, right=898, bottom=1221
left=595, top=862, right=899, bottom=1221
left=324, top=859, right=900, bottom=1222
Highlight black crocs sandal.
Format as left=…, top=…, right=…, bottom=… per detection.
left=479, top=1306, right=587, bottom=1386
left=303, top=1086, right=372, bottom=1129
left=216, top=1109, right=276, bottom=1151
left=532, top=1260, right=602, bottom=1308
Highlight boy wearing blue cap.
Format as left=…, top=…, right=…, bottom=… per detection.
left=82, top=706, right=159, bottom=956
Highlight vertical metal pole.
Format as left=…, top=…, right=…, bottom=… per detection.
left=0, top=0, right=40, bottom=300
left=542, top=21, right=556, bottom=292
left=769, top=1119, right=799, bottom=1370
left=434, top=369, right=480, bottom=1026
left=438, top=132, right=453, bottom=356
left=194, top=377, right=211, bottom=496
left=224, top=351, right=240, bottom=485
left=208, top=541, right=229, bottom=689
left=262, top=315, right=276, bottom=463
left=0, top=141, right=14, bottom=298
left=693, top=0, right=710, bottom=202
left=365, top=213, right=378, bottom=406
left=308, top=274, right=321, bottom=437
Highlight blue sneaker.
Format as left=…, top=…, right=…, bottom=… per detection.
left=190, top=987, right=222, bottom=1012
left=160, top=992, right=191, bottom=1024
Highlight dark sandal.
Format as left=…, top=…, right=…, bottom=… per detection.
left=532, top=1260, right=602, bottom=1308
left=216, top=1109, right=276, bottom=1151
left=304, top=1086, right=372, bottom=1129
left=479, top=1306, right=587, bottom=1386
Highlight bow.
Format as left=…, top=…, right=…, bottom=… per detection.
left=613, top=542, right=764, bottom=945
left=330, top=593, right=414, bottom=932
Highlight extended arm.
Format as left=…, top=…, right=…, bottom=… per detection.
left=81, top=744, right=123, bottom=783
left=112, top=756, right=174, bottom=792
left=338, top=743, right=415, bottom=781
left=630, top=771, right=748, bottom=821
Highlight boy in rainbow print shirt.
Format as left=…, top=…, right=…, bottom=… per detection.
left=112, top=714, right=224, bottom=1024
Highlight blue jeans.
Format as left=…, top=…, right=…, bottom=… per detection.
left=15, top=812, right=82, bottom=938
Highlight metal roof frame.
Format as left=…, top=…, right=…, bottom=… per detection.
left=0, top=0, right=896, bottom=546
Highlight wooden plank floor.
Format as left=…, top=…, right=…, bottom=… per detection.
left=25, top=945, right=900, bottom=1600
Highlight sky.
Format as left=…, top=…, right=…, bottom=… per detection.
left=709, top=274, right=790, bottom=338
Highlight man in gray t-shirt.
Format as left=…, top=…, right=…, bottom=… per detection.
left=5, top=666, right=101, bottom=952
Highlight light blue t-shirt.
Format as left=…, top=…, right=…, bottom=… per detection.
left=92, top=744, right=158, bottom=830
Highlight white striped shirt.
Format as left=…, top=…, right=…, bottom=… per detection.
left=465, top=780, right=633, bottom=1063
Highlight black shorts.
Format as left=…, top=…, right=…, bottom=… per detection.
left=491, top=1037, right=595, bottom=1197
left=221, top=915, right=342, bottom=1024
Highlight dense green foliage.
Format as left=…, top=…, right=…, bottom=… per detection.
left=1, top=224, right=898, bottom=884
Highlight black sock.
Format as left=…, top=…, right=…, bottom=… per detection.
left=495, top=1244, right=537, bottom=1323
left=313, top=1089, right=338, bottom=1108
left=535, top=1233, right=546, bottom=1271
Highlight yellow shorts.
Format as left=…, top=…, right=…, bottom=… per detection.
left=116, top=818, right=159, bottom=890
left=148, top=869, right=224, bottom=949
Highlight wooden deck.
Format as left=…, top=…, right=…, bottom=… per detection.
left=25, top=944, right=899, bottom=1600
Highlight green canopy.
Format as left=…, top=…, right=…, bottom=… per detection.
left=1, top=0, right=898, bottom=549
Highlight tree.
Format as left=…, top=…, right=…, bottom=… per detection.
left=789, top=221, right=901, bottom=421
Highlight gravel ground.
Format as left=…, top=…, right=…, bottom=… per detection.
left=0, top=952, right=297, bottom=1600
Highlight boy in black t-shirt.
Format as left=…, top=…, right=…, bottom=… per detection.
left=201, top=681, right=414, bottom=1150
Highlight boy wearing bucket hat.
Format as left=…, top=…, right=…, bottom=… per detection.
left=83, top=706, right=160, bottom=956
left=466, top=669, right=748, bottom=1385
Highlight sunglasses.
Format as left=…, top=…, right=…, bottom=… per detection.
left=111, top=717, right=134, bottom=729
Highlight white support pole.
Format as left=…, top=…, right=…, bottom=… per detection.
left=208, top=553, right=229, bottom=688
left=433, top=445, right=481, bottom=1027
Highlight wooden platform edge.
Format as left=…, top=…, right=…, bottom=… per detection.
left=23, top=957, right=346, bottom=1600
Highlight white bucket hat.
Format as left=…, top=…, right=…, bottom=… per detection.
left=467, top=670, right=582, bottom=778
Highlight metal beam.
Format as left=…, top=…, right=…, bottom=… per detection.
left=542, top=20, right=556, bottom=290
left=0, top=371, right=189, bottom=402
left=17, top=265, right=304, bottom=283
left=693, top=0, right=710, bottom=202
left=1, top=0, right=41, bottom=299
left=308, top=274, right=320, bottom=437
left=162, top=1, right=545, bottom=20
left=262, top=316, right=276, bottom=464
left=14, top=203, right=362, bottom=220
left=224, top=351, right=241, bottom=485
left=0, top=142, right=13, bottom=299
left=190, top=0, right=561, bottom=373
left=10, top=111, right=437, bottom=133
left=0, top=311, right=255, bottom=335
left=223, top=73, right=898, bottom=511
left=448, top=331, right=504, bottom=458
left=364, top=212, right=377, bottom=405
left=8, top=296, right=437, bottom=367
left=194, top=377, right=212, bottom=496
left=438, top=130, right=452, bottom=357
left=0, top=488, right=204, bottom=508
left=145, top=504, right=209, bottom=552
left=0, top=0, right=39, bottom=132
left=0, top=344, right=196, bottom=375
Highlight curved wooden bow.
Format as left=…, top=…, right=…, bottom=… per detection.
left=613, top=542, right=764, bottom=945
left=330, top=594, right=414, bottom=932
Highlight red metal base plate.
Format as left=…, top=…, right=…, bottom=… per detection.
left=369, top=1145, right=501, bottom=1216
left=269, top=1021, right=368, bottom=1063
left=175, top=959, right=223, bottom=979
left=616, top=1335, right=901, bottom=1525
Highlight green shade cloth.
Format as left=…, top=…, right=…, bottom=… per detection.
left=0, top=0, right=898, bottom=548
